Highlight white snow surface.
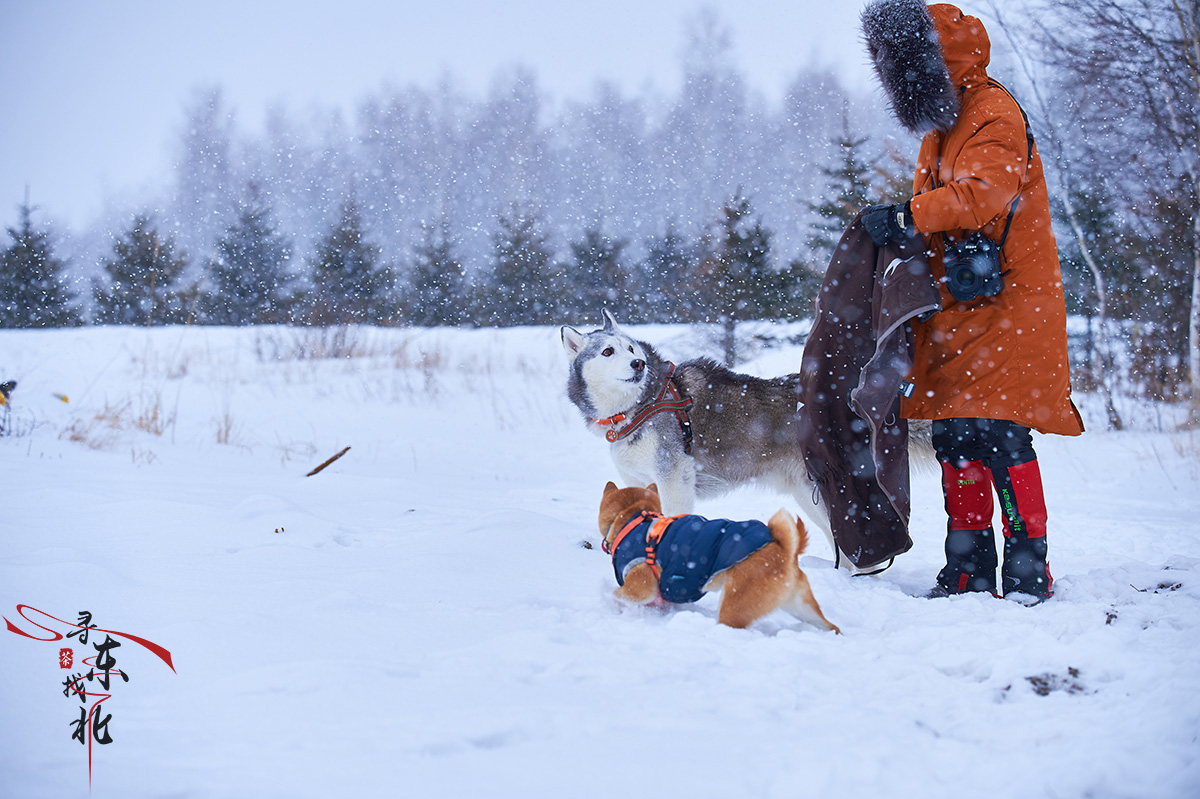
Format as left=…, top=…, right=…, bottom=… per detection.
left=1, top=324, right=1198, bottom=799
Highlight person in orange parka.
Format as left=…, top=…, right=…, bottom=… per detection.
left=859, top=0, right=1084, bottom=603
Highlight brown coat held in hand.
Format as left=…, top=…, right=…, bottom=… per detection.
left=901, top=4, right=1084, bottom=436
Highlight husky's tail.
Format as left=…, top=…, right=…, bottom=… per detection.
left=907, top=418, right=939, bottom=476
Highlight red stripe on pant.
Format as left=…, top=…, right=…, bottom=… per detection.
left=992, top=458, right=1048, bottom=540
left=941, top=460, right=993, bottom=530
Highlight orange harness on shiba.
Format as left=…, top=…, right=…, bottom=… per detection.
left=603, top=511, right=685, bottom=578
left=594, top=363, right=693, bottom=454
left=604, top=511, right=777, bottom=604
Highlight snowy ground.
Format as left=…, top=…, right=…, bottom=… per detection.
left=1, top=323, right=1198, bottom=799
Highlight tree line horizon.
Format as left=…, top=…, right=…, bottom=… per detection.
left=1, top=2, right=1196, bottom=415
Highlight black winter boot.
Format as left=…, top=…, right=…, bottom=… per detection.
left=929, top=458, right=998, bottom=597
left=992, top=459, right=1054, bottom=603
left=1002, top=536, right=1052, bottom=601
left=933, top=527, right=998, bottom=595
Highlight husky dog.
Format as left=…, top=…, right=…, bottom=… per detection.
left=561, top=310, right=832, bottom=541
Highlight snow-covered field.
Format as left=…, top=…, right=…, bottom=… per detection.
left=1, top=323, right=1198, bottom=799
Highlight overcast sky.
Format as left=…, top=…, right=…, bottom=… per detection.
left=2, top=1, right=890, bottom=230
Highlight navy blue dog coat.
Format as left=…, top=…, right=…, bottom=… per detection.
left=609, top=513, right=774, bottom=604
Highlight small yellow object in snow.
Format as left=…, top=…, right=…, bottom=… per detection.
left=53, top=393, right=69, bottom=403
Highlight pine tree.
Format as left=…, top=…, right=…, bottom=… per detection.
left=202, top=183, right=294, bottom=325
left=643, top=223, right=700, bottom=324
left=773, top=258, right=824, bottom=321
left=307, top=199, right=393, bottom=326
left=805, top=108, right=876, bottom=268
left=778, top=108, right=883, bottom=324
left=406, top=218, right=467, bottom=326
left=483, top=203, right=558, bottom=327
left=171, top=88, right=237, bottom=263
left=699, top=190, right=773, bottom=365
left=93, top=215, right=192, bottom=326
left=874, top=142, right=916, bottom=206
left=564, top=227, right=630, bottom=321
left=0, top=200, right=78, bottom=328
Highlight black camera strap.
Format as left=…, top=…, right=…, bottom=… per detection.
left=930, top=79, right=1033, bottom=259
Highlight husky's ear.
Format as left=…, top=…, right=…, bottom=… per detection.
left=561, top=326, right=585, bottom=360
left=601, top=308, right=620, bottom=332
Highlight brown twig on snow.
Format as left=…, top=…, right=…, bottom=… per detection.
left=306, top=446, right=351, bottom=477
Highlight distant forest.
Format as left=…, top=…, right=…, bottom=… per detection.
left=2, top=1, right=1197, bottom=418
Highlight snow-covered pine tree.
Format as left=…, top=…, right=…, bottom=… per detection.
left=564, top=227, right=630, bottom=322
left=0, top=200, right=79, bottom=328
left=642, top=222, right=701, bottom=324
left=306, top=198, right=393, bottom=326
left=773, top=108, right=884, bottom=325
left=93, top=215, right=193, bottom=326
left=201, top=182, right=294, bottom=326
left=804, top=108, right=875, bottom=269
left=406, top=218, right=467, bottom=327
left=698, top=190, right=773, bottom=365
left=482, top=202, right=558, bottom=327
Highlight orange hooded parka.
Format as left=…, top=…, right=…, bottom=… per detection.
left=867, top=2, right=1084, bottom=436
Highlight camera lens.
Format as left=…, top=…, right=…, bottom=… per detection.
left=948, top=260, right=983, bottom=302
left=945, top=236, right=1002, bottom=303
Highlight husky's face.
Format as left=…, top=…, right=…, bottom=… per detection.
left=561, top=311, right=650, bottom=419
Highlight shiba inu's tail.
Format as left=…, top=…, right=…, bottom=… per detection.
left=766, top=508, right=806, bottom=562
left=767, top=508, right=841, bottom=634
left=709, top=509, right=839, bottom=633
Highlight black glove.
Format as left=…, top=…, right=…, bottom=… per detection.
left=861, top=202, right=913, bottom=247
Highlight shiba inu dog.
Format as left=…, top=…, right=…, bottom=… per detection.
left=598, top=482, right=839, bottom=632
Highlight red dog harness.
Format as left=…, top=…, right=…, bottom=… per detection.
left=594, top=363, right=693, bottom=454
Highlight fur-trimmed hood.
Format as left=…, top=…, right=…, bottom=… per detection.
left=861, top=0, right=964, bottom=135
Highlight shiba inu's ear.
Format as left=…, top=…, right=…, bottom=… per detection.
left=601, top=308, right=620, bottom=332
left=561, top=326, right=585, bottom=359
left=646, top=483, right=659, bottom=495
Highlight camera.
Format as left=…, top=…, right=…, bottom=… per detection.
left=944, top=232, right=1004, bottom=302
